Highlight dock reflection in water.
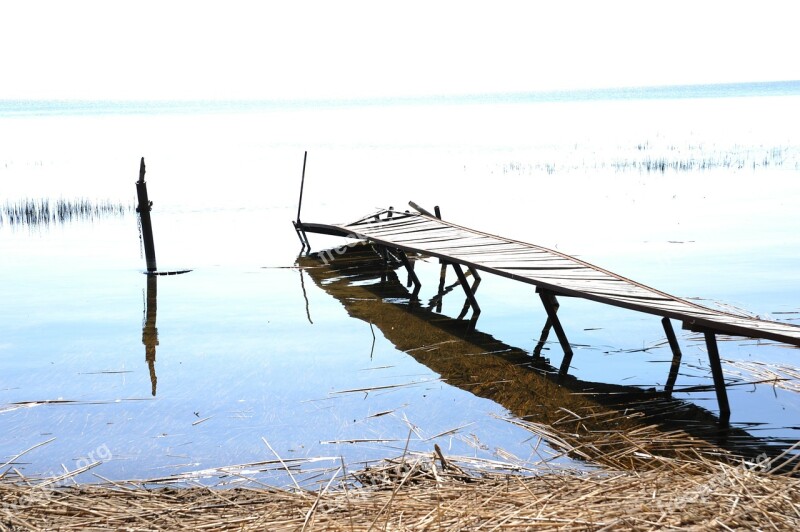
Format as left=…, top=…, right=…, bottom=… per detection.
left=299, top=244, right=798, bottom=470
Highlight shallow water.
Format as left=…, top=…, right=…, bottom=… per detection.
left=2, top=88, right=800, bottom=486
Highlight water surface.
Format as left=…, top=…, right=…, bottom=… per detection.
left=2, top=85, right=799, bottom=485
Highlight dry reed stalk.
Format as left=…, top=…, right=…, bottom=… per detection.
left=723, top=358, right=800, bottom=393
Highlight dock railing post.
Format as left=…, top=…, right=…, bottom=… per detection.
left=135, top=157, right=157, bottom=273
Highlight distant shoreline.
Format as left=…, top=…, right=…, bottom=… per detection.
left=2, top=80, right=799, bottom=118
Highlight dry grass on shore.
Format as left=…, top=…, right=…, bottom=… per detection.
left=3, top=447, right=799, bottom=531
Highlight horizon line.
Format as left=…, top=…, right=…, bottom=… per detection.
left=2, top=80, right=799, bottom=116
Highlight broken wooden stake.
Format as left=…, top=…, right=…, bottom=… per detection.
left=135, top=157, right=157, bottom=273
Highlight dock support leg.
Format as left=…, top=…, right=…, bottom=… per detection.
left=292, top=221, right=311, bottom=251
left=435, top=262, right=447, bottom=312
left=456, top=266, right=482, bottom=319
left=395, top=249, right=421, bottom=298
left=467, top=267, right=482, bottom=292
left=661, top=317, right=683, bottom=396
left=372, top=245, right=390, bottom=283
left=452, top=263, right=480, bottom=316
left=434, top=205, right=447, bottom=312
left=704, top=331, right=731, bottom=423
left=532, top=299, right=559, bottom=358
left=429, top=265, right=471, bottom=313
left=538, top=290, right=574, bottom=377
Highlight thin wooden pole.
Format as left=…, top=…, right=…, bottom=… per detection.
left=135, top=157, right=157, bottom=273
left=296, top=151, right=308, bottom=223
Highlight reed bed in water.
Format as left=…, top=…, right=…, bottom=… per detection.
left=0, top=198, right=130, bottom=227
left=501, top=143, right=798, bottom=176
left=2, top=443, right=799, bottom=530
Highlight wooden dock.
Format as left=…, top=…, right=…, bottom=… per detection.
left=295, top=203, right=800, bottom=421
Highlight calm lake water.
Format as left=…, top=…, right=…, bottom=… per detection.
left=2, top=83, right=800, bottom=486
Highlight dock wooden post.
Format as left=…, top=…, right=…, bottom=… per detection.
left=135, top=157, right=157, bottom=273
left=533, top=299, right=559, bottom=358
left=467, top=267, right=482, bottom=291
left=703, top=331, right=731, bottom=423
left=428, top=205, right=481, bottom=316
left=434, top=206, right=447, bottom=312
left=455, top=268, right=482, bottom=320
left=661, top=317, right=683, bottom=395
left=395, top=249, right=422, bottom=298
left=452, top=263, right=481, bottom=316
left=435, top=265, right=447, bottom=312
left=538, top=290, right=574, bottom=377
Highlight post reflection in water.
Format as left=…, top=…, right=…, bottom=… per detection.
left=142, top=274, right=158, bottom=396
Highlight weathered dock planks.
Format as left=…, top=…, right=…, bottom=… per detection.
left=300, top=208, right=800, bottom=347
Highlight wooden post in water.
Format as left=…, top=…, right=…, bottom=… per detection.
left=136, top=157, right=157, bottom=273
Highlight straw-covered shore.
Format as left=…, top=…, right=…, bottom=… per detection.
left=3, top=445, right=799, bottom=531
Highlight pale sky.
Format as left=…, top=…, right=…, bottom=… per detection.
left=1, top=0, right=797, bottom=101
